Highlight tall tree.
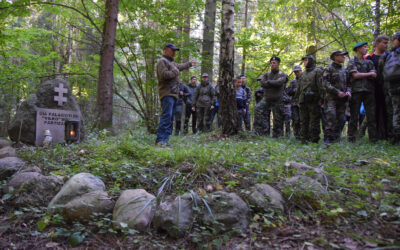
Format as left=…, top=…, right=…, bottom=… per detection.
left=241, top=0, right=249, bottom=74
left=97, top=0, right=118, bottom=130
left=373, top=0, right=381, bottom=39
left=201, top=0, right=217, bottom=81
left=219, top=0, right=237, bottom=135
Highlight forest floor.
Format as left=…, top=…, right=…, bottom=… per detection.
left=1, top=128, right=400, bottom=249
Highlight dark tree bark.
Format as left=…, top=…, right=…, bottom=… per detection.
left=201, top=0, right=217, bottom=81
left=373, top=0, right=381, bottom=39
left=97, top=0, right=118, bottom=130
left=219, top=0, right=237, bottom=136
left=241, top=0, right=248, bottom=75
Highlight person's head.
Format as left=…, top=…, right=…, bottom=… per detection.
left=190, top=76, right=197, bottom=85
left=163, top=43, right=179, bottom=58
left=201, top=73, right=209, bottom=82
left=330, top=50, right=348, bottom=64
left=270, top=56, right=281, bottom=71
left=353, top=42, right=368, bottom=56
left=240, top=74, right=246, bottom=85
left=391, top=32, right=400, bottom=49
left=302, top=54, right=315, bottom=68
left=374, top=35, right=389, bottom=53
left=292, top=65, right=302, bottom=78
left=234, top=77, right=242, bottom=88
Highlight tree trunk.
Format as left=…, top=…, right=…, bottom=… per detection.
left=219, top=0, right=237, bottom=136
left=241, top=0, right=248, bottom=75
left=201, top=0, right=217, bottom=81
left=373, top=0, right=381, bottom=39
left=97, top=0, right=118, bottom=130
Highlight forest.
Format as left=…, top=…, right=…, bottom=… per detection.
left=0, top=0, right=399, bottom=249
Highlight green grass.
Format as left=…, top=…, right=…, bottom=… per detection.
left=16, top=128, right=400, bottom=247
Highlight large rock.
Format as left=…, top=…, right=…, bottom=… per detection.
left=247, top=184, right=284, bottom=212
left=4, top=171, right=41, bottom=194
left=0, top=139, right=11, bottom=149
left=279, top=175, right=327, bottom=197
left=0, top=146, right=16, bottom=159
left=13, top=175, right=64, bottom=207
left=48, top=173, right=105, bottom=208
left=153, top=193, right=195, bottom=238
left=113, top=189, right=155, bottom=232
left=8, top=95, right=37, bottom=145
left=8, top=79, right=85, bottom=145
left=202, top=191, right=249, bottom=234
left=64, top=190, right=115, bottom=222
left=0, top=157, right=26, bottom=181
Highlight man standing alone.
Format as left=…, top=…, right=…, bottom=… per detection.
left=155, top=43, right=195, bottom=146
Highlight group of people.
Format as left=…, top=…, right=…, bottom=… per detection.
left=155, top=31, right=400, bottom=146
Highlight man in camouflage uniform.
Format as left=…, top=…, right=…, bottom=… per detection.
left=383, top=32, right=400, bottom=144
left=294, top=55, right=324, bottom=143
left=192, top=73, right=216, bottom=132
left=240, top=74, right=252, bottom=131
left=323, top=51, right=351, bottom=144
left=286, top=65, right=302, bottom=138
left=347, top=42, right=378, bottom=143
left=254, top=56, right=288, bottom=137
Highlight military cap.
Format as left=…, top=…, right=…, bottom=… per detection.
left=330, top=50, right=349, bottom=60
left=270, top=56, right=281, bottom=63
left=292, top=65, right=302, bottom=72
left=353, top=41, right=367, bottom=51
left=240, top=74, right=246, bottom=77
left=302, top=54, right=315, bottom=61
left=392, top=32, right=400, bottom=41
left=190, top=76, right=197, bottom=80
left=164, top=43, right=179, bottom=51
left=202, top=73, right=209, bottom=77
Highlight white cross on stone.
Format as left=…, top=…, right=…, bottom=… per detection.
left=54, top=83, right=68, bottom=106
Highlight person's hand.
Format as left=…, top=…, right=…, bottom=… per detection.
left=338, top=91, right=346, bottom=98
left=345, top=91, right=352, bottom=99
left=210, top=105, right=214, bottom=110
left=190, top=61, right=197, bottom=67
left=179, top=91, right=184, bottom=96
left=370, top=72, right=377, bottom=78
left=318, top=99, right=323, bottom=107
left=192, top=107, right=196, bottom=111
left=243, top=109, right=247, bottom=115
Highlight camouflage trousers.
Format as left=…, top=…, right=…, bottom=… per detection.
left=283, top=104, right=291, bottom=136
left=390, top=93, right=400, bottom=144
left=254, top=98, right=284, bottom=137
left=299, top=102, right=321, bottom=143
left=348, top=91, right=377, bottom=142
left=324, top=98, right=346, bottom=142
left=196, top=106, right=212, bottom=133
left=291, top=105, right=300, bottom=139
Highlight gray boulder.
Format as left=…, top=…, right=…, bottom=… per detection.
left=0, top=146, right=16, bottom=159
left=8, top=79, right=85, bottom=145
left=280, top=175, right=327, bottom=197
left=13, top=175, right=64, bottom=207
left=113, top=189, right=155, bottom=232
left=0, top=139, right=11, bottom=149
left=64, top=190, right=115, bottom=222
left=202, top=191, right=249, bottom=234
left=153, top=193, right=195, bottom=238
left=48, top=173, right=105, bottom=208
left=247, top=184, right=284, bottom=212
left=8, top=95, right=37, bottom=144
left=4, top=171, right=41, bottom=194
left=0, top=157, right=26, bottom=181
left=20, top=166, right=42, bottom=174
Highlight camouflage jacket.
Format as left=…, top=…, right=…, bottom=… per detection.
left=346, top=56, right=376, bottom=93
left=260, top=70, right=288, bottom=102
left=242, top=85, right=252, bottom=104
left=193, top=81, right=216, bottom=107
left=285, top=78, right=299, bottom=104
left=294, top=67, right=324, bottom=104
left=323, top=62, right=350, bottom=99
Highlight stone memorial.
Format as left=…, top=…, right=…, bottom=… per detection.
left=8, top=79, right=84, bottom=145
